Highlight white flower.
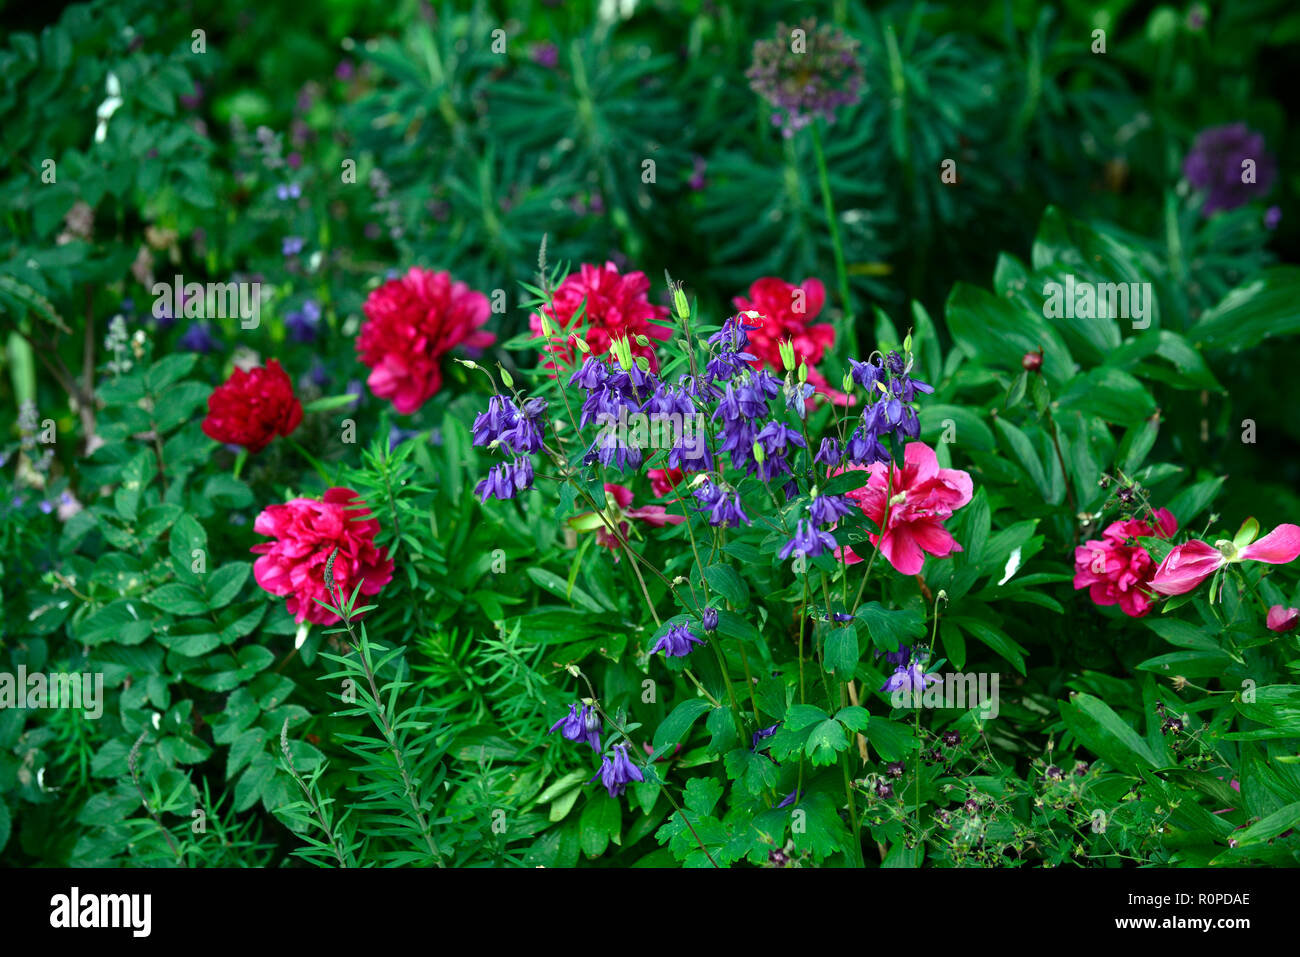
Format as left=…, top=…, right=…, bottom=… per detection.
left=94, top=72, right=124, bottom=143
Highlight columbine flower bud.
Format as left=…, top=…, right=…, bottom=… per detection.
left=798, top=360, right=808, bottom=384
left=573, top=336, right=590, bottom=354
left=842, top=372, right=854, bottom=393
left=752, top=441, right=766, bottom=464
left=672, top=283, right=690, bottom=321
left=499, top=366, right=514, bottom=389
left=634, top=334, right=650, bottom=347
left=539, top=313, right=555, bottom=338
left=701, top=607, right=719, bottom=632
left=778, top=339, right=796, bottom=372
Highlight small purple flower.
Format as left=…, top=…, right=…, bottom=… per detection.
left=282, top=236, right=305, bottom=256
left=179, top=322, right=215, bottom=353
left=751, top=723, right=779, bottom=751
left=593, top=743, right=644, bottom=798
left=38, top=499, right=54, bottom=514
left=475, top=457, right=534, bottom=503
left=776, top=788, right=802, bottom=809
left=881, top=661, right=940, bottom=696
left=778, top=519, right=836, bottom=561
left=701, top=607, right=719, bottom=633
left=814, top=437, right=841, bottom=468
left=276, top=182, right=302, bottom=201
left=651, top=622, right=703, bottom=658
left=808, top=493, right=853, bottom=528
left=1265, top=205, right=1282, bottom=231
left=885, top=760, right=905, bottom=779
left=531, top=42, right=559, bottom=68
left=549, top=703, right=602, bottom=753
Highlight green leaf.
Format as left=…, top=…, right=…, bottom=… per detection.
left=1061, top=693, right=1160, bottom=773
left=823, top=624, right=860, bottom=678
left=1190, top=266, right=1300, bottom=353
left=579, top=794, right=622, bottom=857
left=146, top=583, right=207, bottom=616
left=806, top=719, right=849, bottom=766
left=703, top=565, right=749, bottom=609
left=652, top=698, right=712, bottom=752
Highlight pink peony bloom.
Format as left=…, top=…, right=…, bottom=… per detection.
left=251, top=488, right=395, bottom=626
left=530, top=262, right=671, bottom=372
left=1266, top=605, right=1299, bottom=633
left=356, top=267, right=495, bottom=414
left=1149, top=524, right=1300, bottom=596
left=731, top=277, right=850, bottom=407
left=837, top=442, right=973, bottom=575
left=1073, top=509, right=1178, bottom=618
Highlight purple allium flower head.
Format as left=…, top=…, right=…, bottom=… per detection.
left=701, top=607, right=719, bottom=633
left=1183, top=123, right=1276, bottom=215
left=594, top=743, right=644, bottom=798
left=779, top=519, right=836, bottom=561
left=179, top=322, right=215, bottom=353
left=651, top=622, right=704, bottom=658
left=746, top=18, right=864, bottom=137
left=549, top=703, right=602, bottom=753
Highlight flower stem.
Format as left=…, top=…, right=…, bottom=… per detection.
left=810, top=120, right=856, bottom=357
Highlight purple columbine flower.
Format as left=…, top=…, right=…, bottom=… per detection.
left=878, top=644, right=914, bottom=668
left=693, top=481, right=749, bottom=528
left=849, top=356, right=884, bottom=392
left=751, top=722, right=779, bottom=751
left=776, top=788, right=802, bottom=808
left=778, top=519, right=836, bottom=561
left=475, top=457, right=534, bottom=503
left=593, top=743, right=644, bottom=798
left=549, top=703, right=602, bottom=753
left=881, top=661, right=940, bottom=696
left=701, top=607, right=719, bottom=633
left=814, top=437, right=841, bottom=468
left=282, top=236, right=305, bottom=256
left=651, top=622, right=704, bottom=658
left=1183, top=123, right=1276, bottom=215
left=286, top=300, right=321, bottom=343
left=472, top=395, right=521, bottom=447
left=808, top=493, right=853, bottom=527
left=179, top=322, right=215, bottom=353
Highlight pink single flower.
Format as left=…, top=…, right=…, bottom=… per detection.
left=1266, top=605, right=1300, bottom=633
left=569, top=483, right=685, bottom=559
left=1073, top=509, right=1178, bottom=618
left=836, top=441, right=973, bottom=576
left=1149, top=524, right=1300, bottom=596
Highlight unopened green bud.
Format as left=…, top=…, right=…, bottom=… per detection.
left=842, top=372, right=854, bottom=393
left=499, top=366, right=514, bottom=389
left=798, top=361, right=808, bottom=384
left=752, top=441, right=766, bottom=464
left=634, top=334, right=650, bottom=347
left=573, top=336, right=590, bottom=354
left=539, top=313, right=555, bottom=339
left=778, top=339, right=796, bottom=372
left=672, top=284, right=690, bottom=321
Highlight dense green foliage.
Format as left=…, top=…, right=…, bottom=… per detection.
left=2, top=0, right=1299, bottom=868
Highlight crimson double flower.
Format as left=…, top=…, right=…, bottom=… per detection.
left=201, top=359, right=303, bottom=453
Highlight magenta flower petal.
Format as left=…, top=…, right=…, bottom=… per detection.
left=1266, top=605, right=1300, bottom=633
left=1148, top=540, right=1224, bottom=596
left=1239, top=524, right=1300, bottom=565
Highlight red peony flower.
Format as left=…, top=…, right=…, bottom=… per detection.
left=731, top=277, right=849, bottom=406
left=648, top=467, right=687, bottom=499
left=251, top=487, right=395, bottom=626
left=356, top=267, right=495, bottom=414
left=201, top=359, right=303, bottom=453
left=836, top=441, right=973, bottom=575
left=530, top=262, right=671, bottom=371
left=1073, top=508, right=1178, bottom=618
